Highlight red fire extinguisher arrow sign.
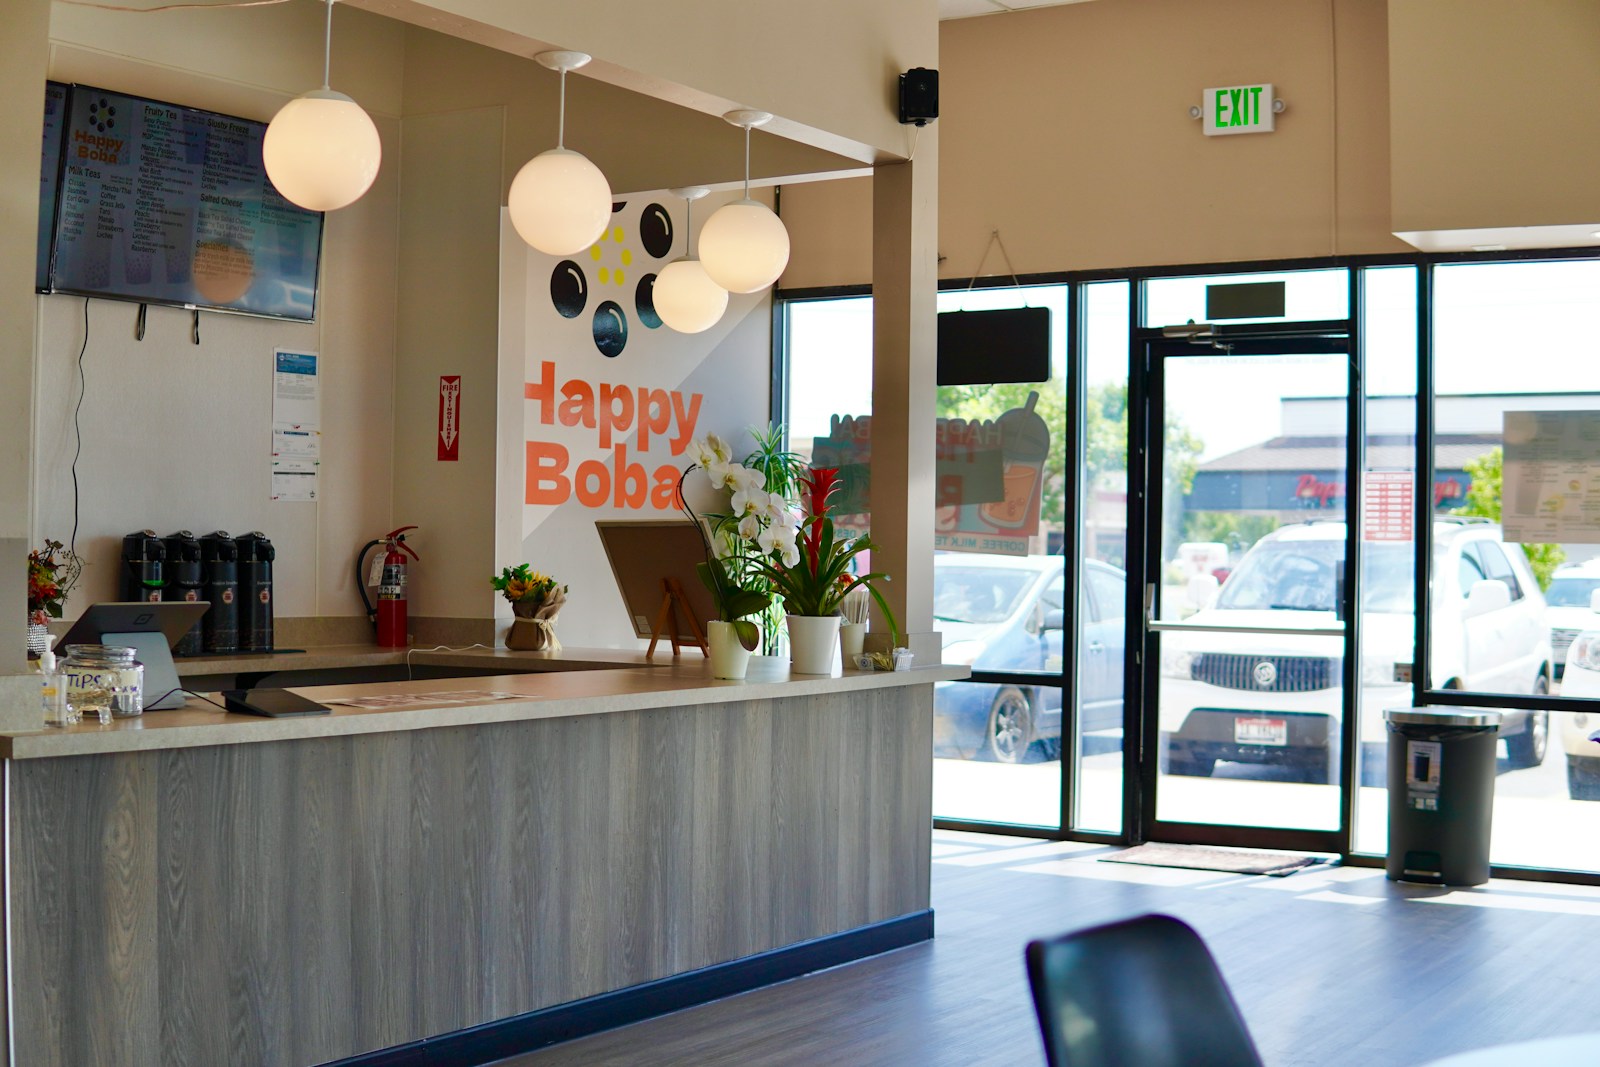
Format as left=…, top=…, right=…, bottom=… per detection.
left=438, top=376, right=461, bottom=461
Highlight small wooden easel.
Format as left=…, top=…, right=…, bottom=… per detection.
left=645, top=577, right=709, bottom=658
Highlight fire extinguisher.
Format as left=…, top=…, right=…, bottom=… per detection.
left=357, top=526, right=418, bottom=648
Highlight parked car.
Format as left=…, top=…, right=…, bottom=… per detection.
left=1542, top=559, right=1600, bottom=680
left=1555, top=624, right=1600, bottom=799
left=1160, top=520, right=1553, bottom=782
left=933, top=554, right=1125, bottom=763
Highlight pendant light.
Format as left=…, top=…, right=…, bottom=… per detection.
left=263, top=0, right=381, bottom=211
left=508, top=51, right=613, bottom=257
left=652, top=188, right=729, bottom=334
left=698, top=110, right=790, bottom=294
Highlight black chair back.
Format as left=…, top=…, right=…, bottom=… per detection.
left=1024, top=913, right=1264, bottom=1067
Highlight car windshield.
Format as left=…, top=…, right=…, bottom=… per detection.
left=1214, top=539, right=1414, bottom=614
left=933, top=567, right=1037, bottom=624
left=1545, top=576, right=1600, bottom=608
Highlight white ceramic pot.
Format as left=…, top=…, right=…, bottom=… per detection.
left=786, top=614, right=842, bottom=675
left=707, top=620, right=752, bottom=680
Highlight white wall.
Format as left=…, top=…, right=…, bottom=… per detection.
left=502, top=195, right=772, bottom=648
left=34, top=8, right=403, bottom=619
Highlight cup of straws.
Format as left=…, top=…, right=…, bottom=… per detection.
left=839, top=585, right=869, bottom=665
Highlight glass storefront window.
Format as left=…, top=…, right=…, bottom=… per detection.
left=1144, top=268, right=1348, bottom=327
left=1430, top=258, right=1600, bottom=875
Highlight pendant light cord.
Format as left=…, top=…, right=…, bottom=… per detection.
left=557, top=68, right=567, bottom=149
left=742, top=124, right=751, bottom=199
left=685, top=197, right=694, bottom=256
left=321, top=0, right=333, bottom=90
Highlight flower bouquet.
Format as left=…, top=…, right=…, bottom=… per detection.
left=492, top=564, right=567, bottom=651
left=27, top=540, right=81, bottom=658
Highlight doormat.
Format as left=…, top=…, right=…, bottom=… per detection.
left=1100, top=843, right=1332, bottom=877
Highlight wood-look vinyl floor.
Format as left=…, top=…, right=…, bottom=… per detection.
left=499, top=831, right=1600, bottom=1067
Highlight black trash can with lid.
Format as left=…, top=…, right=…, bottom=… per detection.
left=1384, top=706, right=1502, bottom=886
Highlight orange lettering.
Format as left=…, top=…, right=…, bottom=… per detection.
left=598, top=384, right=635, bottom=449
left=524, top=361, right=557, bottom=425
left=525, top=441, right=569, bottom=504
left=614, top=445, right=648, bottom=508
left=575, top=459, right=609, bottom=507
left=636, top=388, right=671, bottom=451
left=559, top=379, right=596, bottom=428
left=652, top=466, right=680, bottom=509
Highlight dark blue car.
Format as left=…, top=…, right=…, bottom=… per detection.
left=934, top=554, right=1125, bottom=763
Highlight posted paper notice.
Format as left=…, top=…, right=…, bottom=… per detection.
left=271, top=349, right=321, bottom=501
left=1503, top=410, right=1600, bottom=543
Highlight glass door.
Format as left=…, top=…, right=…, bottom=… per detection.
left=1138, top=327, right=1355, bottom=850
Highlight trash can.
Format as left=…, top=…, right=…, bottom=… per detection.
left=1383, top=706, right=1502, bottom=886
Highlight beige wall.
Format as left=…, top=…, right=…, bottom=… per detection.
left=783, top=0, right=1405, bottom=288
left=1389, top=0, right=1600, bottom=234
left=359, top=0, right=937, bottom=162
left=35, top=7, right=404, bottom=619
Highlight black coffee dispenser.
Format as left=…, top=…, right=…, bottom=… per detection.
left=199, top=531, right=239, bottom=654
left=119, top=531, right=165, bottom=603
left=236, top=531, right=274, bottom=653
left=163, top=531, right=205, bottom=657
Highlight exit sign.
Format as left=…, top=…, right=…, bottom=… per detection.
left=1203, top=83, right=1276, bottom=136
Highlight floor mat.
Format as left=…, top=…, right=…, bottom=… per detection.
left=1100, top=843, right=1332, bottom=877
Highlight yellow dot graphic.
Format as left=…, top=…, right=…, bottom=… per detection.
left=614, top=269, right=626, bottom=286
left=613, top=226, right=625, bottom=243
left=599, top=267, right=611, bottom=284
left=621, top=249, right=633, bottom=266
left=589, top=245, right=602, bottom=261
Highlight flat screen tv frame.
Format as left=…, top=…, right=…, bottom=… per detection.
left=36, top=80, right=326, bottom=323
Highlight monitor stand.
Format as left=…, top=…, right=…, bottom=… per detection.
left=104, top=631, right=186, bottom=711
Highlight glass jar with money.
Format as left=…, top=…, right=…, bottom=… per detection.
left=61, top=645, right=144, bottom=724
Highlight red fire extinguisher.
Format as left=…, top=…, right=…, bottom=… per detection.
left=357, top=526, right=418, bottom=648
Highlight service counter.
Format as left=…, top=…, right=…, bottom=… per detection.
left=0, top=649, right=965, bottom=1066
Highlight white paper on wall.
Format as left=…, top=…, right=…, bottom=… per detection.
left=271, top=348, right=321, bottom=502
left=1503, top=410, right=1600, bottom=543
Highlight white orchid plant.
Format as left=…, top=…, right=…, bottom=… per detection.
left=679, top=431, right=799, bottom=651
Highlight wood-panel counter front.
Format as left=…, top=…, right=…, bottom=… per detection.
left=1, top=656, right=964, bottom=1066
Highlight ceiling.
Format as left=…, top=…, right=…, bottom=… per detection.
left=939, top=0, right=1099, bottom=21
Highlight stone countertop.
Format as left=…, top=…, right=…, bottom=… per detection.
left=4, top=652, right=967, bottom=759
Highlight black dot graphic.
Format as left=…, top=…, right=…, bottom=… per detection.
left=634, top=274, right=662, bottom=330
left=592, top=301, right=628, bottom=358
left=639, top=202, right=674, bottom=259
left=550, top=260, right=588, bottom=319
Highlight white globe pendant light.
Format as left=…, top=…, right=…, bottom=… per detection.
left=699, top=110, right=790, bottom=294
left=508, top=51, right=613, bottom=257
left=263, top=0, right=381, bottom=211
left=652, top=188, right=728, bottom=334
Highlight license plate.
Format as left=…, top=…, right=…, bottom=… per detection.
left=1235, top=716, right=1288, bottom=746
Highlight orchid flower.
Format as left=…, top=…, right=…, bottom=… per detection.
left=759, top=523, right=800, bottom=568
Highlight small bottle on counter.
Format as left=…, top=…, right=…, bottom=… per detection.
left=39, top=648, right=74, bottom=728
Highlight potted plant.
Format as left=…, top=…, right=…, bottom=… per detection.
left=27, top=540, right=81, bottom=659
left=680, top=435, right=776, bottom=679
left=748, top=466, right=899, bottom=675
left=491, top=564, right=567, bottom=651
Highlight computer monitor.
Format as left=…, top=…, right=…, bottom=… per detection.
left=54, top=602, right=210, bottom=711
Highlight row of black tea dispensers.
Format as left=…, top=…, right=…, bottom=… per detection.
left=119, top=531, right=274, bottom=655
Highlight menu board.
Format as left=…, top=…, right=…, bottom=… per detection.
left=45, top=84, right=322, bottom=321
left=37, top=82, right=67, bottom=291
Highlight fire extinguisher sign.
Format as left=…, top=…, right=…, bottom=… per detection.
left=438, top=376, right=462, bottom=461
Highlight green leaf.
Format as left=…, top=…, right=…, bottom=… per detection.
left=733, top=619, right=760, bottom=651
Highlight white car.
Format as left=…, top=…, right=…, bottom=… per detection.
left=1543, top=559, right=1600, bottom=680
left=1555, top=618, right=1600, bottom=800
left=1160, top=520, right=1553, bottom=782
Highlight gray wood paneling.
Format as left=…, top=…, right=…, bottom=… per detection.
left=6, top=689, right=933, bottom=1066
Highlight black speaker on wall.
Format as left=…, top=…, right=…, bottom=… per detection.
left=899, top=67, right=939, bottom=127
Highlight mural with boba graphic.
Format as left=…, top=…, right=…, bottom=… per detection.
left=40, top=83, right=324, bottom=321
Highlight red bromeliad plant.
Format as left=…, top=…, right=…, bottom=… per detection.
left=751, top=466, right=899, bottom=642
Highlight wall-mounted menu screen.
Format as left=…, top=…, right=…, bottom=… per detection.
left=41, top=83, right=323, bottom=321
left=37, top=82, right=68, bottom=291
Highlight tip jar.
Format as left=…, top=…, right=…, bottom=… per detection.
left=62, top=645, right=144, bottom=725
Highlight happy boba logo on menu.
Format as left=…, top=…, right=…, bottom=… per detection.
left=523, top=361, right=702, bottom=510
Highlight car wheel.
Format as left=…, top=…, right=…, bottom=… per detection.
left=1504, top=676, right=1550, bottom=769
left=985, top=688, right=1034, bottom=764
left=1568, top=756, right=1600, bottom=801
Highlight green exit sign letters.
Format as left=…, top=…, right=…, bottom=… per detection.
left=1202, top=83, right=1276, bottom=136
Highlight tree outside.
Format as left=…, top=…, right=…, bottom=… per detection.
left=1454, top=445, right=1565, bottom=590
